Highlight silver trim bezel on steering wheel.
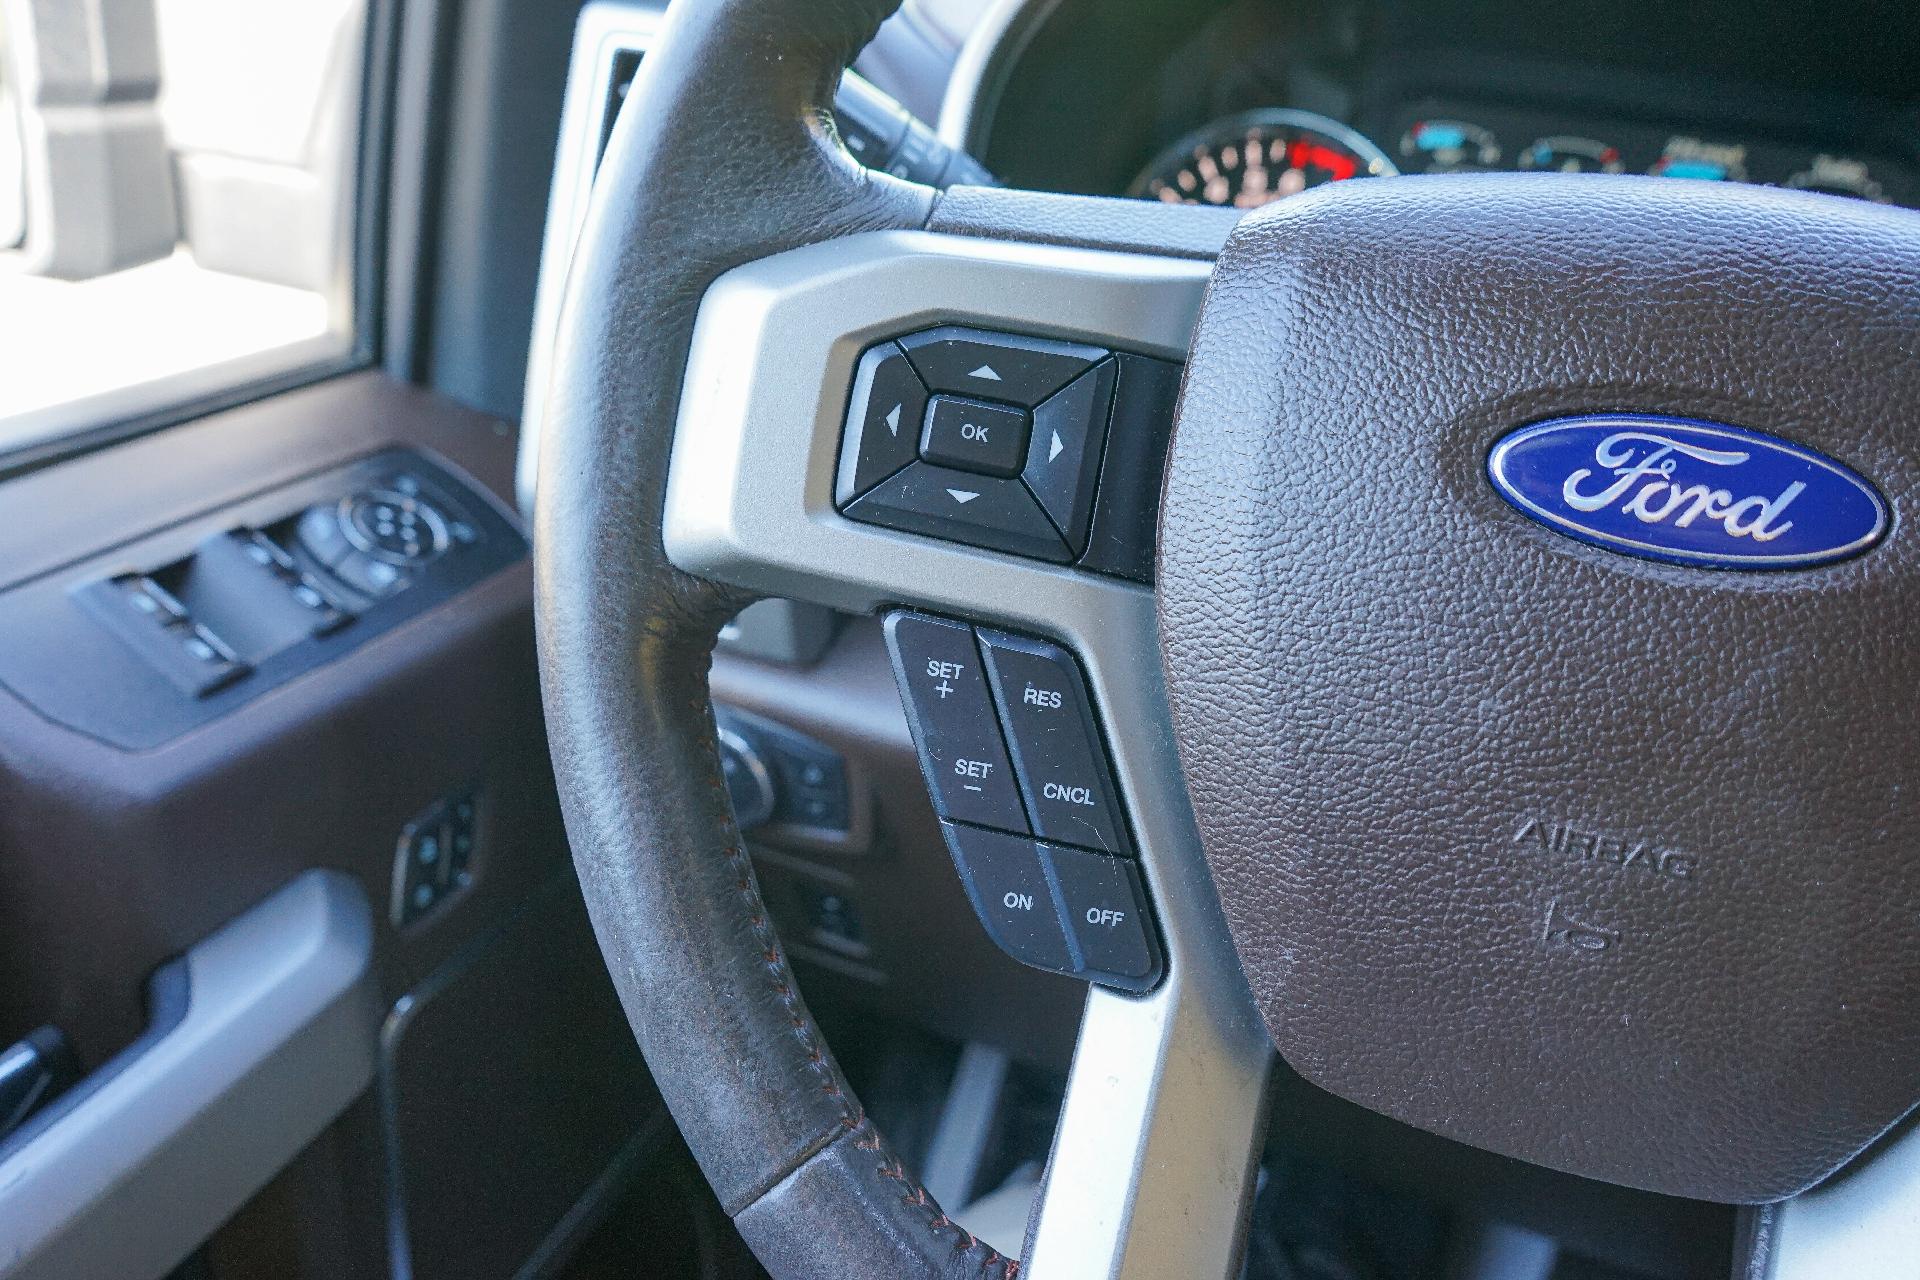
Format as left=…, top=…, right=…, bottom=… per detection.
left=664, top=229, right=1273, bottom=1280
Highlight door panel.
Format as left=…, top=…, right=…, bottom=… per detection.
left=0, top=371, right=660, bottom=1279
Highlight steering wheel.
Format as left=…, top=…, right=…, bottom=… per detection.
left=533, top=0, right=1920, bottom=1275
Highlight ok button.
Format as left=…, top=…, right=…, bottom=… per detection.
left=920, top=395, right=1030, bottom=477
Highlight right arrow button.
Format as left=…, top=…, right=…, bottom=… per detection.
left=1023, top=360, right=1117, bottom=555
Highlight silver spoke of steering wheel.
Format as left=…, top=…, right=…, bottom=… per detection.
left=662, top=229, right=1273, bottom=1278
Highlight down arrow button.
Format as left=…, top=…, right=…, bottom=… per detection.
left=844, top=462, right=1071, bottom=562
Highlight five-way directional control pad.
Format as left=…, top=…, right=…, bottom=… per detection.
left=836, top=326, right=1183, bottom=583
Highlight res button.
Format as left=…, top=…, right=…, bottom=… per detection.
left=977, top=629, right=1132, bottom=856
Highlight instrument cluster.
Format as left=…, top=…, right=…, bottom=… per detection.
left=1131, top=97, right=1917, bottom=210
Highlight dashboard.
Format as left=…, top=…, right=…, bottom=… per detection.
left=974, top=0, right=1920, bottom=213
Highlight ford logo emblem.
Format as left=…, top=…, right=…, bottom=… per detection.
left=1487, top=414, right=1888, bottom=569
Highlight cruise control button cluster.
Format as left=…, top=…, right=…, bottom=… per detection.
left=884, top=609, right=1162, bottom=991
left=838, top=326, right=1180, bottom=580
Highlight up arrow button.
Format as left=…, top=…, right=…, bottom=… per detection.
left=900, top=325, right=1105, bottom=408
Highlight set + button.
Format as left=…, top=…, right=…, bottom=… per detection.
left=881, top=612, right=1027, bottom=833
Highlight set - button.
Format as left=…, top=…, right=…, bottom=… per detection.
left=884, top=609, right=1162, bottom=992
left=881, top=613, right=1026, bottom=833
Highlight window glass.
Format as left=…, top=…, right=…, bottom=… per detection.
left=0, top=0, right=365, bottom=456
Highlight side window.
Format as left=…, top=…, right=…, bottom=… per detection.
left=0, top=0, right=365, bottom=457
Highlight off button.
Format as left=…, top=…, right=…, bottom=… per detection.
left=1044, top=844, right=1159, bottom=988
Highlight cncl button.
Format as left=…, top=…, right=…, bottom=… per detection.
left=977, top=629, right=1132, bottom=856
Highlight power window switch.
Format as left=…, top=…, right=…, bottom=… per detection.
left=289, top=576, right=353, bottom=636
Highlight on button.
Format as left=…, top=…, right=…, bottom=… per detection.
left=943, top=823, right=1073, bottom=973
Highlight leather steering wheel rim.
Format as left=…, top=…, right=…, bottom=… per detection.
left=533, top=1, right=1022, bottom=1275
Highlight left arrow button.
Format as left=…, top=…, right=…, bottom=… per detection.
left=835, top=342, right=929, bottom=507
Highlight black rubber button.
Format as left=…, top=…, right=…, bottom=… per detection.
left=1044, top=844, right=1159, bottom=987
left=1024, top=360, right=1116, bottom=554
left=976, top=629, right=1132, bottom=855
left=882, top=613, right=1028, bottom=833
left=1079, top=353, right=1182, bottom=583
left=943, top=823, right=1073, bottom=972
left=921, top=395, right=1030, bottom=477
left=899, top=325, right=1106, bottom=409
left=845, top=463, right=1071, bottom=562
left=836, top=342, right=929, bottom=506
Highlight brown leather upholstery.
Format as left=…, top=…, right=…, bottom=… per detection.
left=1158, top=172, right=1920, bottom=1203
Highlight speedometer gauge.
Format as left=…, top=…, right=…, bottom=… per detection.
left=1129, top=109, right=1396, bottom=209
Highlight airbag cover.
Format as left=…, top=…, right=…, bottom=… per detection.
left=1157, top=174, right=1920, bottom=1202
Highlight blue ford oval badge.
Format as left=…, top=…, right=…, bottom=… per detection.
left=1488, top=414, right=1888, bottom=569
